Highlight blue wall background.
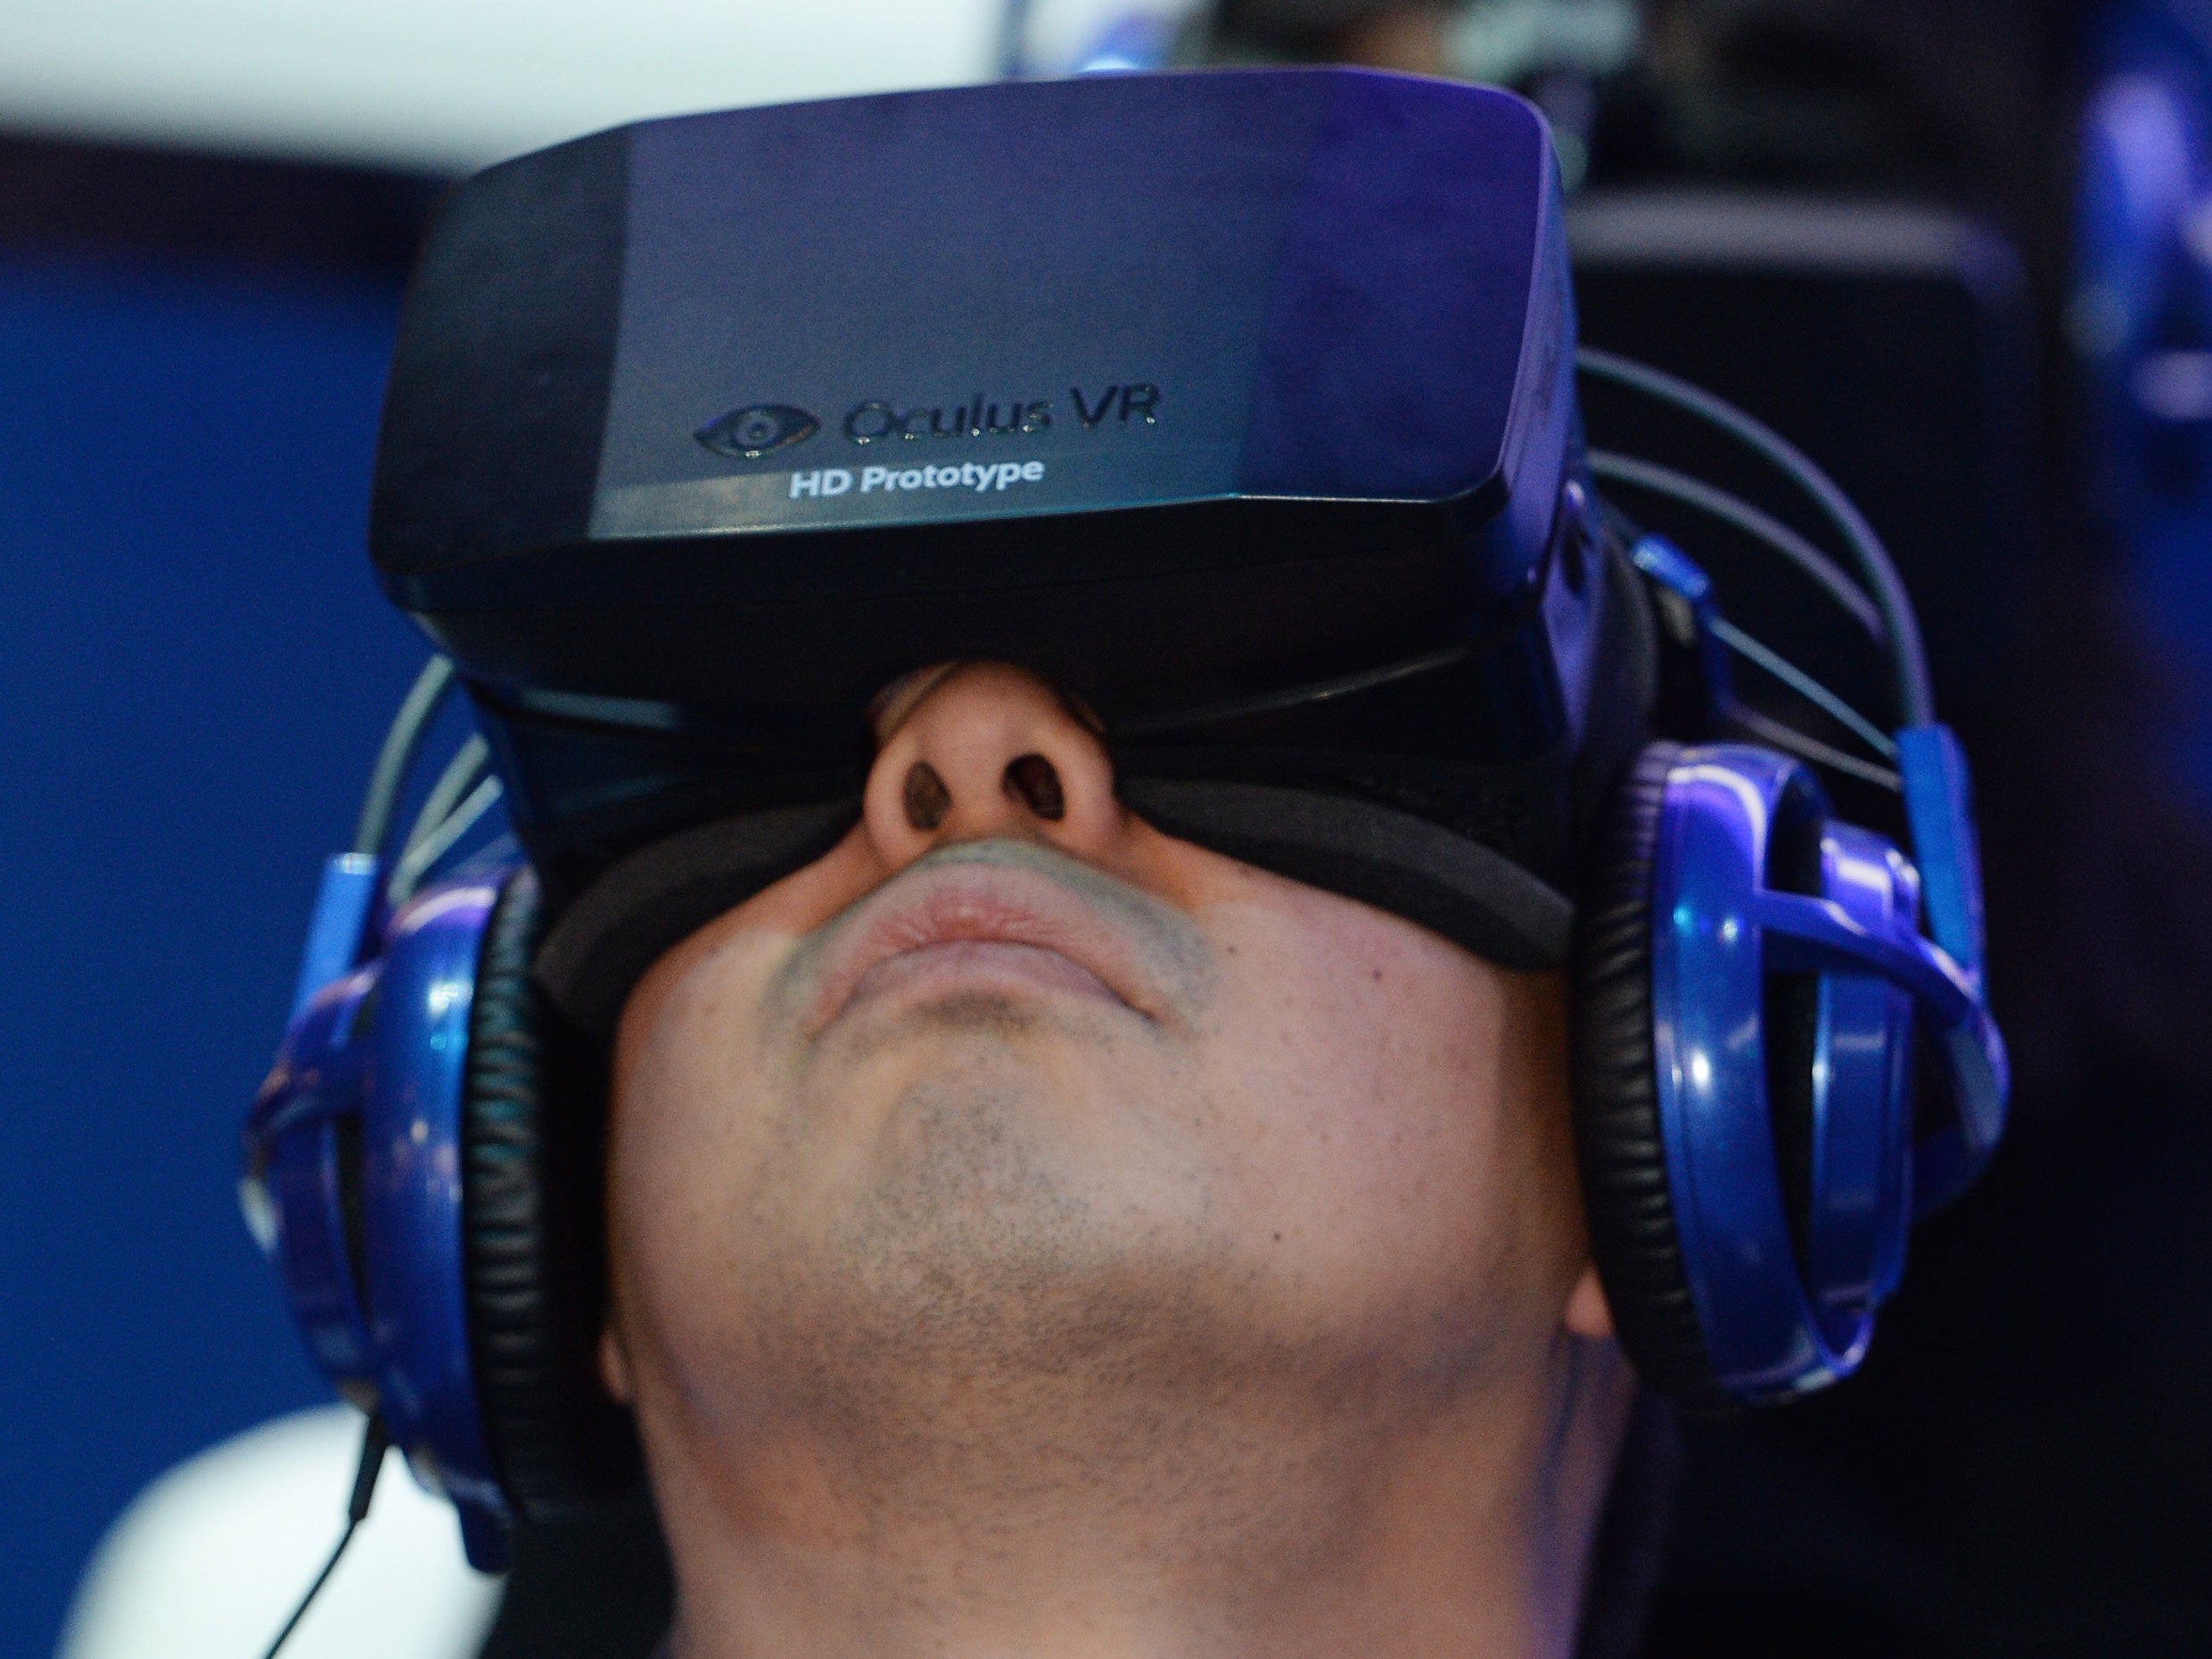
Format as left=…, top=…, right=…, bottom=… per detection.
left=0, top=249, right=423, bottom=1658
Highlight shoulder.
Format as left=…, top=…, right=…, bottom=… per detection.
left=60, top=1405, right=503, bottom=1659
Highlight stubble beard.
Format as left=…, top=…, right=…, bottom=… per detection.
left=658, top=996, right=1510, bottom=1596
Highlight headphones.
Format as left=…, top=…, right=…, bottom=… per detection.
left=243, top=352, right=2008, bottom=1570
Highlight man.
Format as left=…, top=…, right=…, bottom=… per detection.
left=594, top=656, right=1637, bottom=1655
left=82, top=64, right=1997, bottom=1659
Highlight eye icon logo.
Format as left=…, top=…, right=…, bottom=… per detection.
left=696, top=403, right=819, bottom=460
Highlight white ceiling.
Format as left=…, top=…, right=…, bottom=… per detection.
left=0, top=0, right=1205, bottom=175
left=0, top=0, right=1011, bottom=175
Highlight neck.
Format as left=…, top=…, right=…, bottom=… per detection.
left=644, top=1332, right=1634, bottom=1659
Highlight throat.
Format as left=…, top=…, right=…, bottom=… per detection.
left=636, top=1317, right=1623, bottom=1659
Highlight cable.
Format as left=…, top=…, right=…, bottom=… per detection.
left=388, top=775, right=505, bottom=910
left=1729, top=704, right=1903, bottom=793
left=400, top=735, right=490, bottom=860
left=351, top=657, right=456, bottom=858
left=259, top=1414, right=391, bottom=1659
left=1576, top=347, right=1932, bottom=727
left=385, top=734, right=491, bottom=908
left=1608, top=497, right=1898, bottom=780
left=1587, top=450, right=1885, bottom=643
left=1114, top=642, right=1474, bottom=737
left=1708, top=617, right=1898, bottom=760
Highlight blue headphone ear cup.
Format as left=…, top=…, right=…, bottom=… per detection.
left=1571, top=742, right=1734, bottom=1411
left=463, top=864, right=641, bottom=1516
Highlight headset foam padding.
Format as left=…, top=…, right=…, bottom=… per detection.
left=534, top=784, right=1578, bottom=1042
left=1120, top=777, right=1575, bottom=972
left=464, top=865, right=640, bottom=1515
left=1570, top=742, right=1733, bottom=1411
left=533, top=801, right=863, bottom=1039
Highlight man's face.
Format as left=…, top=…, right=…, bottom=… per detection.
left=601, top=661, right=1606, bottom=1539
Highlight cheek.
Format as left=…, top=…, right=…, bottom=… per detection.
left=604, top=933, right=793, bottom=1359
left=602, top=830, right=894, bottom=1345
left=1190, top=893, right=1578, bottom=1322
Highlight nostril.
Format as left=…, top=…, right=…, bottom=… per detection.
left=1004, top=753, right=1065, bottom=821
left=903, top=761, right=951, bottom=832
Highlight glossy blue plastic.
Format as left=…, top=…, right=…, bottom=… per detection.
left=1896, top=723, right=1986, bottom=982
left=245, top=875, right=513, bottom=1570
left=1628, top=532, right=1734, bottom=705
left=1804, top=824, right=1919, bottom=1315
left=1650, top=746, right=2009, bottom=1399
left=359, top=878, right=511, bottom=1565
left=287, top=853, right=380, bottom=1022
left=244, top=969, right=382, bottom=1394
left=1895, top=719, right=2009, bottom=1214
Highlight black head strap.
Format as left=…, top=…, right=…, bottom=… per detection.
left=533, top=784, right=1572, bottom=1039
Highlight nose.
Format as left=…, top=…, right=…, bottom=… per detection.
left=861, top=662, right=1125, bottom=872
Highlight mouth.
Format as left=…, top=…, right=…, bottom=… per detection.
left=800, top=846, right=1162, bottom=1035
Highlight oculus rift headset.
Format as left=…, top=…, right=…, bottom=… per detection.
left=241, top=69, right=2008, bottom=1570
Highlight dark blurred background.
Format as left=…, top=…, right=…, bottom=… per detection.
left=7, top=2, right=2212, bottom=1655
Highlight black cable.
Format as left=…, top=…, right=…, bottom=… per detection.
left=1708, top=616, right=1898, bottom=760
left=351, top=658, right=457, bottom=858
left=1729, top=703, right=1903, bottom=793
left=1114, top=642, right=1473, bottom=736
left=1587, top=450, right=1885, bottom=643
left=1596, top=489, right=1900, bottom=784
left=258, top=1414, right=391, bottom=1659
left=1577, top=347, right=1933, bottom=727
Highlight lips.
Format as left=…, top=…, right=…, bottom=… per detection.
left=802, top=854, right=1157, bottom=1035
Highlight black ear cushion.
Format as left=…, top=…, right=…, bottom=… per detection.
left=1571, top=743, right=1734, bottom=1412
left=464, top=864, right=641, bottom=1518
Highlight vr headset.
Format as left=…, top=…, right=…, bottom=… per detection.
left=242, top=69, right=2008, bottom=1570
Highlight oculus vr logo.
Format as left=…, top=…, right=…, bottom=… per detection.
left=696, top=403, right=820, bottom=459
left=695, top=383, right=1162, bottom=464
